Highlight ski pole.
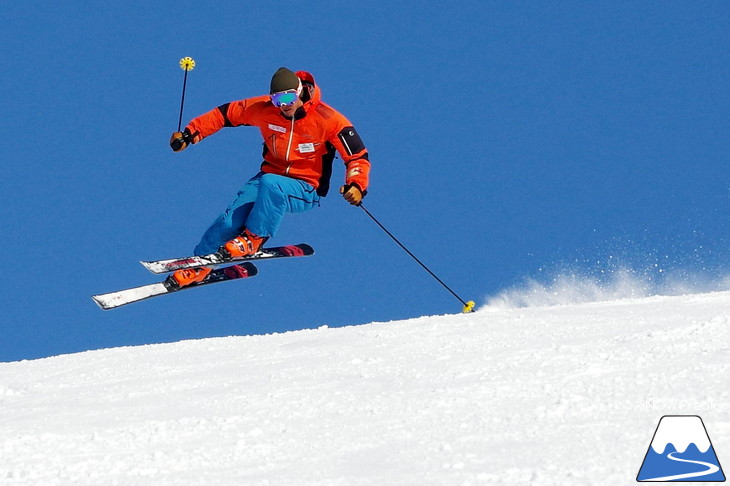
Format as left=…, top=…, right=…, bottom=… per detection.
left=176, top=57, right=196, bottom=132
left=358, top=204, right=475, bottom=313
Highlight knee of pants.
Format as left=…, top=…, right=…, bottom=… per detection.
left=258, top=174, right=288, bottom=199
left=258, top=173, right=319, bottom=209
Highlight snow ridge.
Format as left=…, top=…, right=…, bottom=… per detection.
left=487, top=267, right=730, bottom=309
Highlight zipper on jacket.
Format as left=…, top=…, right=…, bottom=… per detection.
left=285, top=116, right=296, bottom=175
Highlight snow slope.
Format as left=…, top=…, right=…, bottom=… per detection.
left=1, top=290, right=729, bottom=485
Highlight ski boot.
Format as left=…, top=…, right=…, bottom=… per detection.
left=218, top=228, right=267, bottom=259
left=164, top=266, right=213, bottom=290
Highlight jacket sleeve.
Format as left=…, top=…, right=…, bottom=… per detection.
left=185, top=96, right=265, bottom=142
left=328, top=113, right=371, bottom=192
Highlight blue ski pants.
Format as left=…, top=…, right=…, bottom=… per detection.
left=194, top=172, right=320, bottom=255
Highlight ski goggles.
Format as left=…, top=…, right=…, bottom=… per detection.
left=270, top=88, right=301, bottom=107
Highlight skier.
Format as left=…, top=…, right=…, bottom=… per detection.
left=167, top=67, right=370, bottom=288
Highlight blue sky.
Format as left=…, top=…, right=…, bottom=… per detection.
left=2, top=2, right=728, bottom=362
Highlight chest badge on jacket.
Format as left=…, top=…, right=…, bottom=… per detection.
left=268, top=123, right=287, bottom=134
left=298, top=143, right=316, bottom=153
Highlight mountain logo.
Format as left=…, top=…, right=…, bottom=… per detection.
left=637, top=415, right=725, bottom=482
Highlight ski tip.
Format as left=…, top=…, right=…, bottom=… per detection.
left=240, top=262, right=259, bottom=276
left=295, top=243, right=315, bottom=255
left=91, top=295, right=113, bottom=311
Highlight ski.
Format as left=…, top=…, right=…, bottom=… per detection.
left=92, top=263, right=258, bottom=310
left=140, top=243, right=314, bottom=274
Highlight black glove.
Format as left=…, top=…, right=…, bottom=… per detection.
left=170, top=128, right=198, bottom=152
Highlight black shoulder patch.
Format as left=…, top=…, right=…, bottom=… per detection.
left=338, top=126, right=365, bottom=156
left=217, top=103, right=234, bottom=127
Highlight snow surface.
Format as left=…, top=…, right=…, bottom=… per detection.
left=1, top=289, right=729, bottom=485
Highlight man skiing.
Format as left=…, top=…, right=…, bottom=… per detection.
left=167, top=67, right=370, bottom=289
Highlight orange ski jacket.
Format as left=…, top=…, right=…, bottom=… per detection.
left=185, top=71, right=370, bottom=196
